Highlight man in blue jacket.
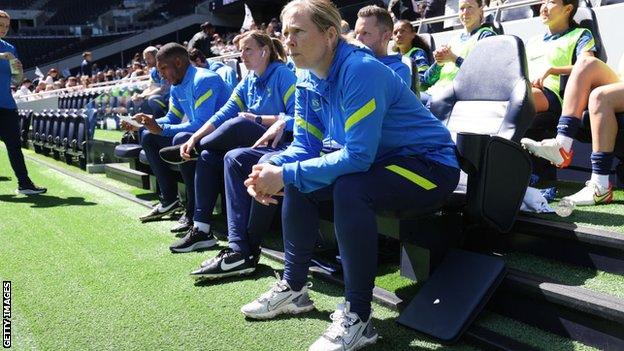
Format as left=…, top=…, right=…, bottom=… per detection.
left=354, top=5, right=411, bottom=86
left=0, top=10, right=46, bottom=195
left=122, top=43, right=230, bottom=232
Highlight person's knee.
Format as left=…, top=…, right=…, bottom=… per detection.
left=199, top=149, right=220, bottom=165
left=588, top=87, right=611, bottom=115
left=576, top=55, right=599, bottom=71
left=224, top=148, right=248, bottom=169
left=222, top=116, right=247, bottom=128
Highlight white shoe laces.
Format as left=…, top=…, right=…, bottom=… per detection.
left=324, top=303, right=357, bottom=340
left=259, top=272, right=290, bottom=302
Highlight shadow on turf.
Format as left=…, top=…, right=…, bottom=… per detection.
left=0, top=194, right=97, bottom=208
left=0, top=176, right=11, bottom=182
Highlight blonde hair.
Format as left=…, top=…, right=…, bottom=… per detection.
left=0, top=10, right=10, bottom=19
left=281, top=0, right=342, bottom=37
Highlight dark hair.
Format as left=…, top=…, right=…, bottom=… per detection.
left=357, top=5, right=394, bottom=32
left=240, top=30, right=287, bottom=62
left=395, top=20, right=431, bottom=58
left=156, top=42, right=190, bottom=62
left=188, top=48, right=206, bottom=62
left=562, top=0, right=579, bottom=27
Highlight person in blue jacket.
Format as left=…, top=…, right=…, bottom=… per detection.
left=158, top=31, right=297, bottom=254
left=354, top=5, right=411, bottom=86
left=240, top=1, right=460, bottom=350
left=189, top=48, right=238, bottom=92
left=188, top=6, right=415, bottom=281
left=121, top=43, right=230, bottom=233
left=0, top=10, right=46, bottom=195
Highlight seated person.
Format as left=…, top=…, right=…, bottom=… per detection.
left=524, top=55, right=623, bottom=207
left=240, top=1, right=459, bottom=350
left=158, top=31, right=297, bottom=253
left=392, top=19, right=431, bottom=90
left=420, top=0, right=497, bottom=101
left=121, top=43, right=231, bottom=233
left=130, top=46, right=171, bottom=118
left=189, top=7, right=413, bottom=279
left=354, top=5, right=411, bottom=86
left=521, top=0, right=596, bottom=168
left=189, top=48, right=238, bottom=91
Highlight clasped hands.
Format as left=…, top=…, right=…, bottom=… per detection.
left=244, top=163, right=284, bottom=206
left=433, top=46, right=458, bottom=64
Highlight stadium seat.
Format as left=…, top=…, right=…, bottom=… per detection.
left=393, top=35, right=533, bottom=342
left=499, top=0, right=535, bottom=22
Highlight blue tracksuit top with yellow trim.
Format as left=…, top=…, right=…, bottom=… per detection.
left=207, top=61, right=297, bottom=131
left=207, top=60, right=238, bottom=91
left=270, top=40, right=458, bottom=193
left=156, top=65, right=231, bottom=137
left=378, top=54, right=411, bottom=86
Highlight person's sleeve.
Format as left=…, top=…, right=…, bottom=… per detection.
left=412, top=49, right=431, bottom=86
left=280, top=61, right=389, bottom=193
left=156, top=94, right=184, bottom=127
left=206, top=78, right=247, bottom=129
left=223, top=67, right=238, bottom=91
left=396, top=63, right=412, bottom=87
left=161, top=77, right=221, bottom=136
left=421, top=62, right=441, bottom=87
left=477, top=28, right=497, bottom=41
left=269, top=87, right=324, bottom=167
left=575, top=30, right=596, bottom=58
left=279, top=70, right=297, bottom=131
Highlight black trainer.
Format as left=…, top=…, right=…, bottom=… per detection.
left=171, top=214, right=193, bottom=233
left=159, top=145, right=198, bottom=165
left=16, top=182, right=47, bottom=195
left=169, top=226, right=217, bottom=253
left=139, top=200, right=181, bottom=222
left=191, top=248, right=257, bottom=279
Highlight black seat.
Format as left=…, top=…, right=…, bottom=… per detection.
left=115, top=144, right=143, bottom=159
left=574, top=6, right=607, bottom=62
left=394, top=35, right=534, bottom=342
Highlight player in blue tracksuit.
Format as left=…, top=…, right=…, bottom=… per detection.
left=121, top=43, right=230, bottom=231
left=161, top=31, right=297, bottom=254
left=190, top=5, right=414, bottom=281
left=240, top=2, right=460, bottom=349
left=0, top=10, right=46, bottom=195
left=189, top=48, right=238, bottom=92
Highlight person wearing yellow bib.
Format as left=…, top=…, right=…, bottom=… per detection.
left=419, top=0, right=497, bottom=104
left=521, top=0, right=596, bottom=168
left=392, top=19, right=432, bottom=91
left=524, top=55, right=624, bottom=207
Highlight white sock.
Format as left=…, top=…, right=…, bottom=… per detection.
left=194, top=221, right=210, bottom=233
left=555, top=134, right=574, bottom=152
left=590, top=173, right=610, bottom=190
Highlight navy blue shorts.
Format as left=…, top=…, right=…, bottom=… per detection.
left=542, top=87, right=562, bottom=117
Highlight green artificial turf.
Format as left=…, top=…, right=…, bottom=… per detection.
left=0, top=147, right=603, bottom=350
left=93, top=129, right=124, bottom=143
left=529, top=181, right=624, bottom=234
left=0, top=149, right=481, bottom=350
left=504, top=252, right=624, bottom=299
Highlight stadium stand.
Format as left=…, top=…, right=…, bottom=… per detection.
left=11, top=34, right=130, bottom=69
left=136, top=0, right=201, bottom=22
left=43, top=0, right=123, bottom=25
left=0, top=0, right=37, bottom=9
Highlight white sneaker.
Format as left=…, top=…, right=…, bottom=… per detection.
left=240, top=272, right=315, bottom=319
left=561, top=180, right=613, bottom=206
left=521, top=138, right=573, bottom=168
left=309, top=302, right=378, bottom=351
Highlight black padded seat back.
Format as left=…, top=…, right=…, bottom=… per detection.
left=75, top=113, right=87, bottom=151
left=574, top=7, right=607, bottom=62
left=66, top=114, right=77, bottom=148
left=483, top=13, right=504, bottom=35
left=430, top=35, right=535, bottom=143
